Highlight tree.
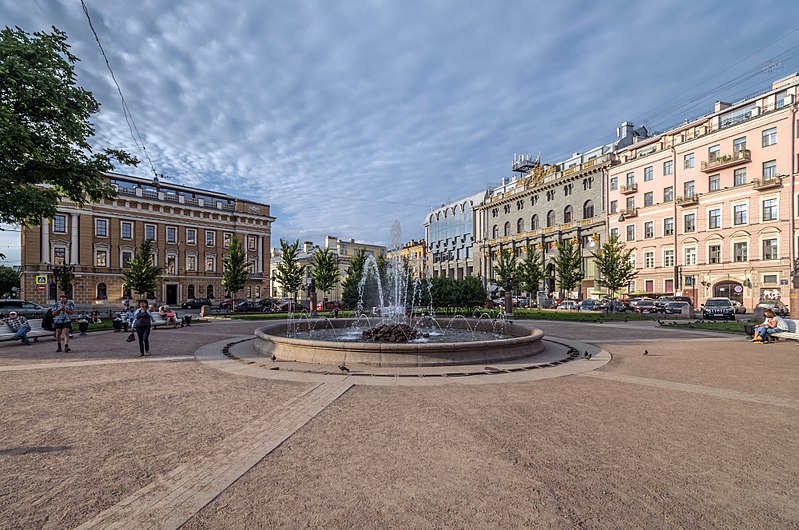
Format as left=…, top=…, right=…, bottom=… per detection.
left=221, top=236, right=250, bottom=308
left=492, top=248, right=520, bottom=291
left=274, top=239, right=304, bottom=309
left=591, top=235, right=638, bottom=304
left=56, top=264, right=75, bottom=298
left=0, top=265, right=19, bottom=296
left=0, top=26, right=137, bottom=226
left=517, top=246, right=544, bottom=296
left=309, top=248, right=339, bottom=307
left=552, top=240, right=584, bottom=297
left=342, top=248, right=368, bottom=309
left=122, top=239, right=162, bottom=298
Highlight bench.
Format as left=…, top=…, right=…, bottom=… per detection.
left=772, top=319, right=799, bottom=342
left=151, top=312, right=185, bottom=329
left=0, top=319, right=52, bottom=343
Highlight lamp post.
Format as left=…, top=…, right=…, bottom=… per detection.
left=504, top=276, right=513, bottom=318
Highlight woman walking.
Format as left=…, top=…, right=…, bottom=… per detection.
left=130, top=299, right=155, bottom=356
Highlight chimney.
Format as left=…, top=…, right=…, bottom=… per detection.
left=303, top=241, right=314, bottom=252
left=714, top=101, right=731, bottom=112
left=325, top=236, right=337, bottom=249
left=617, top=121, right=634, bottom=140
left=501, top=177, right=508, bottom=186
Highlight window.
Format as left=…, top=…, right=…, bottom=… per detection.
left=492, top=225, right=499, bottom=239
left=776, top=91, right=789, bottom=109
left=54, top=247, right=66, bottom=265
left=166, top=255, right=176, bottom=274
left=734, top=242, right=748, bottom=262
left=626, top=197, right=635, bottom=209
left=733, top=137, right=747, bottom=153
left=762, top=198, right=778, bottom=221
left=95, top=250, right=107, bottom=267
left=762, top=127, right=777, bottom=147
left=664, top=249, right=675, bottom=267
left=547, top=210, right=555, bottom=227
left=516, top=218, right=524, bottom=233
left=684, top=153, right=694, bottom=169
left=709, top=208, right=721, bottom=229
left=644, top=221, right=654, bottom=239
left=121, top=251, right=133, bottom=268
left=610, top=200, right=618, bottom=214
left=207, top=284, right=214, bottom=299
left=664, top=186, right=674, bottom=202
left=684, top=181, right=695, bottom=197
left=626, top=225, right=635, bottom=241
left=762, top=239, right=778, bottom=260
left=684, top=247, right=697, bottom=266
left=665, top=278, right=674, bottom=292
left=708, top=245, right=721, bottom=264
left=96, top=283, right=107, bottom=300
left=563, top=206, right=573, bottom=224
left=610, top=227, right=620, bottom=239
left=121, top=222, right=133, bottom=240
left=205, top=256, right=216, bottom=271
left=166, top=226, right=177, bottom=243
left=206, top=231, right=216, bottom=246
left=530, top=215, right=538, bottom=230
left=684, top=213, right=696, bottom=232
left=187, top=284, right=195, bottom=299
left=223, top=232, right=232, bottom=248
left=708, top=174, right=720, bottom=191
left=663, top=160, right=673, bottom=175
left=503, top=222, right=511, bottom=236
left=734, top=204, right=747, bottom=225
left=664, top=217, right=674, bottom=236
left=626, top=172, right=635, bottom=186
left=763, top=274, right=778, bottom=284
left=708, top=145, right=720, bottom=161
left=187, top=228, right=197, bottom=245
left=583, top=200, right=594, bottom=219
left=763, top=160, right=777, bottom=179
left=145, top=224, right=156, bottom=241
left=610, top=177, right=618, bottom=190
left=95, top=219, right=108, bottom=237
left=628, top=253, right=636, bottom=268
left=53, top=214, right=67, bottom=233
left=186, top=255, right=197, bottom=272
left=734, top=168, right=747, bottom=186
left=644, top=251, right=654, bottom=268
left=248, top=235, right=257, bottom=251
left=644, top=192, right=653, bottom=207
left=643, top=166, right=653, bottom=181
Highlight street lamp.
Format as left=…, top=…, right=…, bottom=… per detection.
left=504, top=276, right=513, bottom=317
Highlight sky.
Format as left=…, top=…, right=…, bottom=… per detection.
left=2, top=0, right=799, bottom=266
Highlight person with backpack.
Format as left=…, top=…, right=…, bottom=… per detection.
left=52, top=294, right=75, bottom=352
left=130, top=299, right=155, bottom=356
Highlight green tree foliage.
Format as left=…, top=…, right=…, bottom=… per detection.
left=122, top=239, right=162, bottom=297
left=0, top=26, right=137, bottom=226
left=517, top=246, right=544, bottom=295
left=341, top=248, right=367, bottom=309
left=309, top=248, right=339, bottom=303
left=590, top=235, right=638, bottom=300
left=552, top=240, right=584, bottom=295
left=274, top=239, right=304, bottom=307
left=221, top=236, right=250, bottom=305
left=56, top=264, right=75, bottom=297
left=0, top=265, right=20, bottom=296
left=417, top=276, right=487, bottom=309
left=492, top=248, right=520, bottom=290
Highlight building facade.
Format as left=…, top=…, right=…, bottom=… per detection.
left=424, top=190, right=488, bottom=280
left=606, top=73, right=799, bottom=310
left=20, top=173, right=274, bottom=306
left=387, top=239, right=427, bottom=279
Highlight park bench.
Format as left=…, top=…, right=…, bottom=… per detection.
left=772, top=319, right=799, bottom=342
left=0, top=319, right=52, bottom=343
left=151, top=312, right=185, bottom=329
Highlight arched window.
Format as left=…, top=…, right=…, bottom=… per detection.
left=583, top=200, right=594, bottom=219
left=563, top=205, right=573, bottom=224
left=187, top=284, right=195, bottom=299
left=531, top=215, right=539, bottom=230
left=492, top=225, right=499, bottom=239
left=503, top=222, right=511, bottom=236
left=207, top=284, right=214, bottom=299
left=547, top=210, right=556, bottom=227
left=517, top=218, right=524, bottom=233
left=96, top=283, right=107, bottom=300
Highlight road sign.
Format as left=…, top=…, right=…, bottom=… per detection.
left=37, top=285, right=46, bottom=291
left=35, top=275, right=48, bottom=285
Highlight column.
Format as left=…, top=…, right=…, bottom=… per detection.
left=71, top=214, right=79, bottom=264
left=41, top=218, right=50, bottom=263
left=257, top=235, right=263, bottom=274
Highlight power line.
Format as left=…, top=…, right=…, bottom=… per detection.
left=80, top=0, right=159, bottom=179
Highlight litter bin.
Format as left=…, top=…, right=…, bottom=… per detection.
left=77, top=319, right=89, bottom=335
left=183, top=314, right=192, bottom=326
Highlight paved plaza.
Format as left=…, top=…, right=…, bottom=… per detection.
left=0, top=318, right=797, bottom=528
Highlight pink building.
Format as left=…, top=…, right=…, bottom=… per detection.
left=607, top=74, right=799, bottom=312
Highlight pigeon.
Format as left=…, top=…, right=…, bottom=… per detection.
left=338, top=364, right=350, bottom=373
left=583, top=350, right=592, bottom=360
left=270, top=354, right=277, bottom=361
left=269, top=366, right=280, bottom=371
left=643, top=349, right=649, bottom=356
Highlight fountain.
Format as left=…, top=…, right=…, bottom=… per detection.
left=254, top=222, right=546, bottom=366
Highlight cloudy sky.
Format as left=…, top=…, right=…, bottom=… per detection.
left=2, top=0, right=798, bottom=265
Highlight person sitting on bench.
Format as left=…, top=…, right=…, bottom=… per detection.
left=3, top=312, right=31, bottom=345
left=752, top=310, right=788, bottom=343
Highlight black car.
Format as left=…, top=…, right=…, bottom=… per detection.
left=181, top=298, right=211, bottom=309
left=701, top=298, right=735, bottom=320
left=0, top=299, right=48, bottom=318
left=665, top=301, right=691, bottom=314
left=655, top=296, right=674, bottom=312
left=236, top=301, right=272, bottom=313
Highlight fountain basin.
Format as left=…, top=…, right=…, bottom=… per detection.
left=254, top=318, right=546, bottom=367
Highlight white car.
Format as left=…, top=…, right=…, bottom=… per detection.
left=557, top=300, right=579, bottom=311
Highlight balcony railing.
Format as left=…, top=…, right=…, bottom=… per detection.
left=701, top=149, right=751, bottom=172
left=676, top=194, right=699, bottom=206
left=621, top=183, right=638, bottom=194
left=117, top=187, right=137, bottom=196
left=620, top=207, right=638, bottom=219
left=752, top=175, right=782, bottom=191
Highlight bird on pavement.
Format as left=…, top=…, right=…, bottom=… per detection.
left=270, top=354, right=277, bottom=361
left=338, top=364, right=350, bottom=373
left=583, top=350, right=593, bottom=360
left=643, top=349, right=649, bottom=355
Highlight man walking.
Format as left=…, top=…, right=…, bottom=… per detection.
left=52, top=294, right=75, bottom=352
left=4, top=311, right=31, bottom=345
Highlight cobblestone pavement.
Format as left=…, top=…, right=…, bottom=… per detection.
left=0, top=318, right=796, bottom=528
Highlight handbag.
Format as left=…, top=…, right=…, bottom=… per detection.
left=126, top=331, right=135, bottom=342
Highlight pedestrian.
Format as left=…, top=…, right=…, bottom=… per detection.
left=130, top=299, right=155, bottom=356
left=3, top=311, right=32, bottom=345
left=52, top=294, right=75, bottom=352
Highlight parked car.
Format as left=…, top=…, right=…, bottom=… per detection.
left=654, top=296, right=674, bottom=312
left=181, top=297, right=212, bottom=309
left=665, top=301, right=691, bottom=314
left=219, top=298, right=246, bottom=310
left=557, top=300, right=580, bottom=311
left=755, top=300, right=789, bottom=317
left=317, top=300, right=343, bottom=311
left=701, top=298, right=736, bottom=320
left=0, top=299, right=47, bottom=318
left=579, top=299, right=599, bottom=311
left=634, top=300, right=658, bottom=313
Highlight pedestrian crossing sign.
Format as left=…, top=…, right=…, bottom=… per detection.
left=35, top=275, right=48, bottom=285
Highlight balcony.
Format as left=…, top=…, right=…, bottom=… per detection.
left=701, top=149, right=751, bottom=172
left=752, top=175, right=782, bottom=191
left=621, top=183, right=638, bottom=194
left=676, top=194, right=699, bottom=206
left=619, top=208, right=638, bottom=220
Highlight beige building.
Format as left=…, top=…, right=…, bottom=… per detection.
left=20, top=173, right=274, bottom=306
left=387, top=239, right=427, bottom=278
